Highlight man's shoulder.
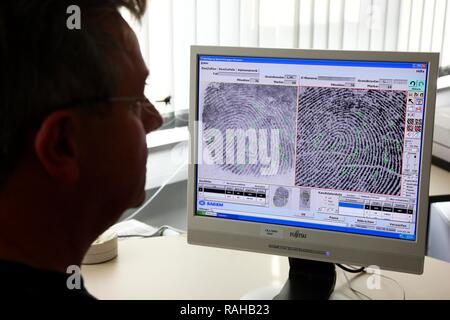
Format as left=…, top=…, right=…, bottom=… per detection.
left=0, top=259, right=96, bottom=300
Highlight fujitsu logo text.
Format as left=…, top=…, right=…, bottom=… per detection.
left=289, top=230, right=307, bottom=239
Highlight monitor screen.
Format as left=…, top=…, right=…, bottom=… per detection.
left=188, top=46, right=438, bottom=278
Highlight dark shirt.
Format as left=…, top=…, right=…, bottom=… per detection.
left=0, top=259, right=96, bottom=300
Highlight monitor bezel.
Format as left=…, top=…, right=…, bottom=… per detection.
left=187, top=45, right=439, bottom=274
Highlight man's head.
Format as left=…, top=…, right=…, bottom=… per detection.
left=0, top=0, right=162, bottom=268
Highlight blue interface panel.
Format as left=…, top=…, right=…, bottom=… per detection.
left=195, top=55, right=428, bottom=240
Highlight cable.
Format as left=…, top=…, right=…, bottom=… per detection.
left=378, top=273, right=406, bottom=300
left=124, top=160, right=187, bottom=222
left=335, top=264, right=369, bottom=299
left=339, top=267, right=406, bottom=300
left=336, top=264, right=365, bottom=273
left=341, top=270, right=373, bottom=300
left=161, top=225, right=186, bottom=234
left=117, top=225, right=186, bottom=239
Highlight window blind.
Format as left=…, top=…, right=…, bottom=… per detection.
left=124, top=0, right=450, bottom=114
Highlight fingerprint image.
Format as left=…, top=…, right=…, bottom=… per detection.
left=299, top=188, right=311, bottom=210
left=202, top=83, right=297, bottom=181
left=273, top=187, right=290, bottom=208
left=295, top=87, right=406, bottom=195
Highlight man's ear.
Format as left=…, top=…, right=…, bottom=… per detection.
left=34, top=111, right=80, bottom=184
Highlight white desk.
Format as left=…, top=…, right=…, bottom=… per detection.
left=82, top=234, right=450, bottom=300
left=82, top=165, right=450, bottom=300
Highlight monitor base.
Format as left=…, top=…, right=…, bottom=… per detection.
left=276, top=258, right=336, bottom=300
left=242, top=257, right=338, bottom=300
left=240, top=284, right=351, bottom=300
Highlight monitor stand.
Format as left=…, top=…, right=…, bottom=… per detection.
left=273, top=257, right=336, bottom=300
left=241, top=257, right=338, bottom=300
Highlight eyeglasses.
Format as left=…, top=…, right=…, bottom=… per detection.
left=109, top=96, right=158, bottom=118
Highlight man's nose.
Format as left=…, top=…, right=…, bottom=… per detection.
left=142, top=101, right=163, bottom=134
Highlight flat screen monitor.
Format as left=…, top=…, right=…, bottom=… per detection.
left=187, top=46, right=439, bottom=299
